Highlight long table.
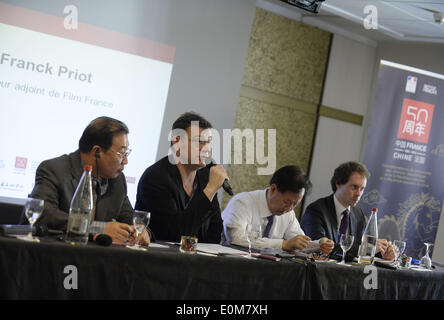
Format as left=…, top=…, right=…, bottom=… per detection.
left=0, top=235, right=443, bottom=300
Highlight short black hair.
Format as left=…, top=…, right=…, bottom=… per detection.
left=270, top=166, right=312, bottom=194
left=330, top=161, right=370, bottom=192
left=172, top=111, right=213, bottom=131
left=78, top=116, right=129, bottom=153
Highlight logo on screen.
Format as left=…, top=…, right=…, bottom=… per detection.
left=405, top=76, right=417, bottom=93
left=397, top=99, right=434, bottom=144
left=14, top=157, right=28, bottom=169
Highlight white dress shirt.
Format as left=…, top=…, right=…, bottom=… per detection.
left=221, top=189, right=305, bottom=250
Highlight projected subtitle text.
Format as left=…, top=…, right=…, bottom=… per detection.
left=0, top=79, right=113, bottom=108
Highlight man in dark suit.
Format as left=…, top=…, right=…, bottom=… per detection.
left=301, top=161, right=394, bottom=261
left=31, top=116, right=149, bottom=245
left=135, top=112, right=227, bottom=243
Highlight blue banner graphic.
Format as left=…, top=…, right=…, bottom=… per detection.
left=361, top=60, right=444, bottom=260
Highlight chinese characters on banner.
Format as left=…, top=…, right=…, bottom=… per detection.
left=397, top=99, right=434, bottom=144
left=393, top=99, right=434, bottom=165
left=361, top=61, right=444, bottom=260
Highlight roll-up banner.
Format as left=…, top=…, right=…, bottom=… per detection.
left=362, top=60, right=444, bottom=260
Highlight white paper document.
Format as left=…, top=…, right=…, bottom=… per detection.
left=149, top=242, right=171, bottom=249
left=196, top=243, right=247, bottom=255
left=300, top=241, right=321, bottom=253
left=258, top=241, right=321, bottom=258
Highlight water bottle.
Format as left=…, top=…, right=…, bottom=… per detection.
left=65, top=165, right=93, bottom=245
left=358, top=207, right=378, bottom=265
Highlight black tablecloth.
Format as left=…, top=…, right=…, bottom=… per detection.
left=0, top=236, right=309, bottom=299
left=309, top=261, right=444, bottom=299
left=0, top=236, right=443, bottom=300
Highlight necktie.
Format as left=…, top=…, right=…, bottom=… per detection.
left=338, top=209, right=349, bottom=242
left=263, top=215, right=275, bottom=238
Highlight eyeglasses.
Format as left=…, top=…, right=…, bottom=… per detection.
left=189, top=137, right=212, bottom=147
left=109, top=148, right=132, bottom=159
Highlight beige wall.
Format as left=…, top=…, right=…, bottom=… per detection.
left=222, top=8, right=331, bottom=218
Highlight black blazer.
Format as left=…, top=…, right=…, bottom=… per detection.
left=31, top=150, right=133, bottom=230
left=301, top=194, right=367, bottom=259
left=135, top=156, right=222, bottom=243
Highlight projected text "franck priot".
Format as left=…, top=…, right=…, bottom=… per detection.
left=0, top=52, right=93, bottom=83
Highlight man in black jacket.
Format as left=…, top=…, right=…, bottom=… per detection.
left=135, top=112, right=227, bottom=243
left=301, top=161, right=394, bottom=261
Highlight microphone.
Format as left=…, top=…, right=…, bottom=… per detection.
left=88, top=233, right=112, bottom=246
left=207, top=158, right=234, bottom=196
left=222, top=178, right=234, bottom=196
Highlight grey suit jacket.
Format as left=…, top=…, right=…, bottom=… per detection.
left=301, top=194, right=367, bottom=258
left=31, top=150, right=133, bottom=230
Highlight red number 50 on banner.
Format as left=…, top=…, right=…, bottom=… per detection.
left=397, top=98, right=434, bottom=144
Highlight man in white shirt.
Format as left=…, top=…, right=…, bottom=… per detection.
left=221, top=166, right=334, bottom=254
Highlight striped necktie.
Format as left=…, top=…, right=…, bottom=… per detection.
left=263, top=215, right=275, bottom=238
left=338, top=209, right=349, bottom=242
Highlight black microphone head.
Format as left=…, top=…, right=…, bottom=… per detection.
left=223, top=180, right=234, bottom=196
left=96, top=234, right=112, bottom=246
left=88, top=233, right=112, bottom=246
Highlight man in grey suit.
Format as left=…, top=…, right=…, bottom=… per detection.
left=301, top=161, right=394, bottom=261
left=30, top=116, right=149, bottom=245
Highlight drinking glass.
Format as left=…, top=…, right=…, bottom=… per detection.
left=18, top=198, right=44, bottom=242
left=126, top=210, right=150, bottom=251
left=419, top=242, right=433, bottom=270
left=338, top=234, right=354, bottom=265
left=393, top=240, right=406, bottom=267
left=245, top=222, right=262, bottom=259
left=179, top=236, right=198, bottom=254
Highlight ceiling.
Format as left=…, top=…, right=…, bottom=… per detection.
left=258, top=0, right=444, bottom=45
